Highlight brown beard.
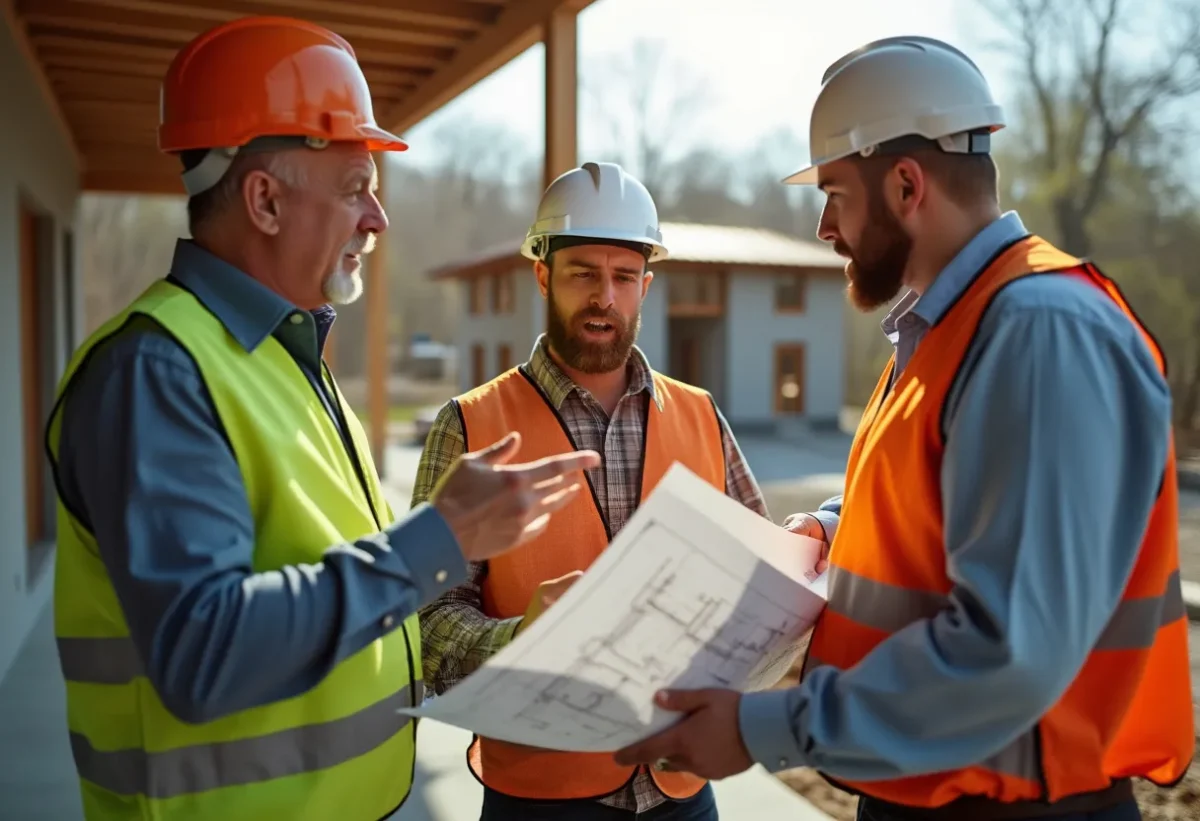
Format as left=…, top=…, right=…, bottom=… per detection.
left=837, top=186, right=913, bottom=312
left=545, top=277, right=641, bottom=374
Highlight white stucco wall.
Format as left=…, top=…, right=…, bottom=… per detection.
left=455, top=267, right=542, bottom=393
left=455, top=266, right=670, bottom=392
left=0, top=12, right=82, bottom=681
left=725, top=272, right=845, bottom=428
left=636, top=270, right=667, bottom=371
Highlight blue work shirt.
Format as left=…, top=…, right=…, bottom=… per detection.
left=738, top=211, right=1174, bottom=779
left=55, top=239, right=467, bottom=724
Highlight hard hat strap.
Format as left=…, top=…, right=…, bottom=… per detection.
left=179, top=135, right=330, bottom=197
left=872, top=129, right=991, bottom=159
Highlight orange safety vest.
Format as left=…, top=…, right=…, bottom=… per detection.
left=454, top=365, right=726, bottom=801
left=801, top=234, right=1194, bottom=808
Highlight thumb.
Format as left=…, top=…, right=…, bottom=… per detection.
left=653, top=688, right=713, bottom=713
left=473, top=432, right=521, bottom=465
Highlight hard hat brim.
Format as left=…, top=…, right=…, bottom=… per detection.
left=782, top=164, right=820, bottom=185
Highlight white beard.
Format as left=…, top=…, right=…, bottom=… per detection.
left=323, top=267, right=363, bottom=305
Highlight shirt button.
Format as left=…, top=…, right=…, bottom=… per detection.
left=381, top=614, right=395, bottom=630
left=435, top=570, right=448, bottom=584
left=778, top=757, right=789, bottom=768
left=289, top=313, right=304, bottom=325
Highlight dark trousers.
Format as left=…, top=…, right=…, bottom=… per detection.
left=479, top=783, right=718, bottom=820
left=857, top=796, right=1142, bottom=821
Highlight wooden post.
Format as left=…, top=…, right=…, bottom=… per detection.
left=366, top=155, right=389, bottom=478
left=543, top=8, right=578, bottom=190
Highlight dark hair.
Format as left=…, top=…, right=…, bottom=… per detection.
left=855, top=136, right=999, bottom=207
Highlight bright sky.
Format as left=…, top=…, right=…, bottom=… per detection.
left=398, top=0, right=1018, bottom=174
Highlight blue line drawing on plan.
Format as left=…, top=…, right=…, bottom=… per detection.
left=475, top=518, right=805, bottom=746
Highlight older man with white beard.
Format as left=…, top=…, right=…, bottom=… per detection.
left=412, top=162, right=769, bottom=821
left=46, top=18, right=601, bottom=821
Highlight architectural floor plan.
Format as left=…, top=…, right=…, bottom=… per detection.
left=403, top=464, right=828, bottom=752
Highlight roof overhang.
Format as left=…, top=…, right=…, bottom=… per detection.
left=7, top=0, right=595, bottom=195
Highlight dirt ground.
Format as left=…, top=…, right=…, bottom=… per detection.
left=760, top=485, right=1200, bottom=820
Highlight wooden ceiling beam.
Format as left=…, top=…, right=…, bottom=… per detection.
left=32, top=32, right=177, bottom=60
left=24, top=0, right=472, bottom=50
left=383, top=0, right=597, bottom=135
left=141, top=0, right=503, bottom=32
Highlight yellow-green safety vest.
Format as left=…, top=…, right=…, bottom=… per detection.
left=45, top=278, right=422, bottom=820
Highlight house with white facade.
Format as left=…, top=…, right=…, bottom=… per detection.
left=430, top=221, right=849, bottom=433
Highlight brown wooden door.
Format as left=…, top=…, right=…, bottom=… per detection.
left=19, top=205, right=45, bottom=545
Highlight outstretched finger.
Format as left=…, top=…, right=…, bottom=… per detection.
left=503, top=450, right=600, bottom=483
left=532, top=482, right=583, bottom=517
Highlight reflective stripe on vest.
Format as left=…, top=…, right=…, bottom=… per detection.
left=817, top=566, right=1186, bottom=650
left=455, top=365, right=724, bottom=801
left=800, top=236, right=1194, bottom=806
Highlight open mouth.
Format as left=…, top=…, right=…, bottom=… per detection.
left=582, top=319, right=615, bottom=334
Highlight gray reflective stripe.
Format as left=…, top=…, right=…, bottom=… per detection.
left=71, top=681, right=424, bottom=798
left=827, top=567, right=947, bottom=632
left=801, top=652, right=1040, bottom=780
left=1095, top=569, right=1185, bottom=651
left=829, top=566, right=1183, bottom=651
left=980, top=732, right=1039, bottom=781
left=58, top=637, right=144, bottom=685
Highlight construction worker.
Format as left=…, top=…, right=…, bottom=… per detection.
left=613, top=36, right=1193, bottom=821
left=412, top=161, right=770, bottom=820
left=45, top=17, right=598, bottom=821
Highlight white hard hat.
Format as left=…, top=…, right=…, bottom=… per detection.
left=520, top=161, right=668, bottom=263
left=784, top=36, right=1005, bottom=185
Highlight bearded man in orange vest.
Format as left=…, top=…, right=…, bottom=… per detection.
left=613, top=36, right=1194, bottom=821
left=411, top=161, right=771, bottom=820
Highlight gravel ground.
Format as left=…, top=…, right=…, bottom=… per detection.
left=760, top=484, right=1200, bottom=820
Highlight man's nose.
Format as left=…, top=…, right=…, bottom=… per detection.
left=360, top=192, right=388, bottom=235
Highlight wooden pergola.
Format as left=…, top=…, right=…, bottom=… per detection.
left=7, top=0, right=590, bottom=474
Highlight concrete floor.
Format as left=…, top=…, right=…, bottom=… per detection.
left=0, top=602, right=826, bottom=820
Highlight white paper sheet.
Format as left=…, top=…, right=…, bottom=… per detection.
left=400, top=462, right=829, bottom=753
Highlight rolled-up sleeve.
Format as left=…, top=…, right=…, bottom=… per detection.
left=737, top=279, right=1172, bottom=780
left=57, top=326, right=467, bottom=724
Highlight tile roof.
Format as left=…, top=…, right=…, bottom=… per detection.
left=429, top=221, right=845, bottom=278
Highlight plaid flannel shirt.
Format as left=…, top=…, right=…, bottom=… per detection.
left=412, top=334, right=770, bottom=813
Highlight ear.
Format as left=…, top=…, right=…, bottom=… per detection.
left=888, top=158, right=926, bottom=220
left=534, top=260, right=550, bottom=299
left=641, top=269, right=654, bottom=299
left=243, top=170, right=284, bottom=236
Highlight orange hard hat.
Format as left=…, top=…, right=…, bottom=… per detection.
left=158, top=16, right=408, bottom=155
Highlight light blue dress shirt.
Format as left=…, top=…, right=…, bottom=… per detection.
left=738, top=212, right=1173, bottom=780
left=55, top=240, right=468, bottom=724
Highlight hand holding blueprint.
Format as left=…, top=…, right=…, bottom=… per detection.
left=400, top=462, right=829, bottom=752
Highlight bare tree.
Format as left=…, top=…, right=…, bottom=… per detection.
left=581, top=37, right=708, bottom=200
left=979, top=0, right=1200, bottom=255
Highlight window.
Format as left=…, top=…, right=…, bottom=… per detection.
left=774, top=273, right=807, bottom=313
left=667, top=271, right=725, bottom=317
left=492, top=273, right=515, bottom=314
left=468, top=278, right=486, bottom=315
left=497, top=343, right=513, bottom=375
left=774, top=343, right=806, bottom=415
left=471, top=343, right=486, bottom=388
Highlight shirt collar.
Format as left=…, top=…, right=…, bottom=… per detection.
left=167, top=239, right=335, bottom=353
left=882, top=210, right=1029, bottom=335
left=526, top=334, right=661, bottom=411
